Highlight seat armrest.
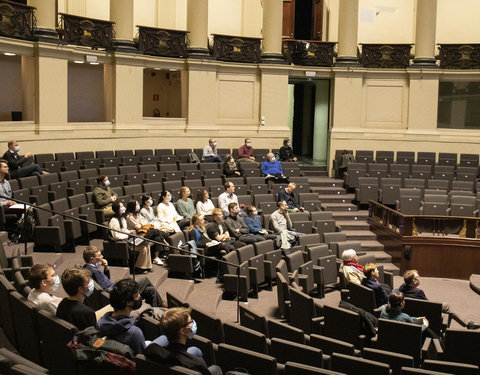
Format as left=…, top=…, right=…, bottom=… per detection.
left=422, top=337, right=432, bottom=359
left=311, top=316, right=324, bottom=335
left=340, top=289, right=350, bottom=301
left=430, top=337, right=443, bottom=359
left=383, top=271, right=394, bottom=290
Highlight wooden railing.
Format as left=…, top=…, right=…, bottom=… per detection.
left=359, top=44, right=412, bottom=68
left=0, top=0, right=35, bottom=41
left=438, top=44, right=480, bottom=69
left=282, top=39, right=335, bottom=66
left=211, top=34, right=261, bottom=63
left=137, top=26, right=188, bottom=58
left=59, top=13, right=114, bottom=50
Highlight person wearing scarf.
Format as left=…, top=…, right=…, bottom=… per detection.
left=340, top=249, right=365, bottom=285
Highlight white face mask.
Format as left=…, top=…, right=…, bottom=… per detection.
left=120, top=207, right=126, bottom=214
left=136, top=204, right=140, bottom=212
left=271, top=157, right=276, bottom=162
left=51, top=275, right=60, bottom=291
left=213, top=142, right=217, bottom=147
left=148, top=200, right=153, bottom=207
left=246, top=143, right=251, bottom=147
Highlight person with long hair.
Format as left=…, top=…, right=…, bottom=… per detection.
left=126, top=199, right=169, bottom=266
left=195, top=189, right=215, bottom=216
left=279, top=137, right=297, bottom=162
left=176, top=187, right=196, bottom=220
left=223, top=154, right=241, bottom=177
left=157, top=190, right=189, bottom=233
left=109, top=201, right=152, bottom=274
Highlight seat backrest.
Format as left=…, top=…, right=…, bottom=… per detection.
left=286, top=250, right=306, bottom=272
left=324, top=304, right=362, bottom=345
left=298, top=233, right=322, bottom=246
left=284, top=361, right=346, bottom=375
left=270, top=337, right=324, bottom=368
left=0, top=348, right=48, bottom=374
left=349, top=282, right=377, bottom=312
left=309, top=333, right=356, bottom=356
left=331, top=353, right=390, bottom=375
left=190, top=307, right=225, bottom=344
left=444, top=328, right=480, bottom=366
left=0, top=274, right=16, bottom=346
left=253, top=239, right=275, bottom=255
left=403, top=298, right=443, bottom=335
left=267, top=319, right=305, bottom=344
left=223, top=322, right=268, bottom=354
left=362, top=347, right=414, bottom=375
left=307, top=244, right=331, bottom=262
left=239, top=304, right=268, bottom=336
left=218, top=343, right=277, bottom=375
left=288, top=287, right=318, bottom=334
left=423, top=359, right=479, bottom=375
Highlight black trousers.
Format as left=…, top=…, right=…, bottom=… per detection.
left=138, top=277, right=163, bottom=307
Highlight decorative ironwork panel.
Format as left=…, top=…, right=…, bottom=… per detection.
left=137, top=26, right=187, bottom=58
left=212, top=34, right=261, bottom=63
left=438, top=44, right=480, bottom=69
left=0, top=0, right=35, bottom=41
left=282, top=39, right=335, bottom=66
left=360, top=44, right=412, bottom=68
left=59, top=13, right=114, bottom=50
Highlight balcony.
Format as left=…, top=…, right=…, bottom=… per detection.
left=59, top=13, right=114, bottom=50
left=211, top=34, right=261, bottom=63
left=0, top=0, right=35, bottom=41
left=137, top=26, right=188, bottom=58
left=282, top=40, right=335, bottom=66
left=359, top=44, right=412, bottom=69
left=438, top=44, right=480, bottom=69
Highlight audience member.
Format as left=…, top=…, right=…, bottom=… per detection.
left=278, top=182, right=309, bottom=214
left=109, top=201, right=153, bottom=274
left=207, top=208, right=246, bottom=251
left=279, top=137, right=297, bottom=162
left=223, top=154, right=241, bottom=177
left=261, top=153, right=288, bottom=183
left=270, top=200, right=302, bottom=250
left=237, top=138, right=258, bottom=164
left=145, top=307, right=222, bottom=375
left=93, top=175, right=118, bottom=219
left=218, top=182, right=238, bottom=217
left=337, top=150, right=354, bottom=179
left=126, top=199, right=169, bottom=265
left=195, top=189, right=215, bottom=216
left=340, top=249, right=365, bottom=286
left=361, top=263, right=390, bottom=308
left=381, top=292, right=439, bottom=339
left=3, top=140, right=44, bottom=178
left=177, top=187, right=196, bottom=220
left=157, top=190, right=189, bottom=233
left=399, top=269, right=480, bottom=329
left=97, top=278, right=147, bottom=355
left=0, top=159, right=14, bottom=208
left=27, top=263, right=62, bottom=314
left=225, top=202, right=257, bottom=244
left=83, top=246, right=166, bottom=308
left=244, top=205, right=277, bottom=242
left=189, top=213, right=234, bottom=259
left=202, top=138, right=222, bottom=163
left=56, top=267, right=96, bottom=330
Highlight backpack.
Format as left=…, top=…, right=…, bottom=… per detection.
left=187, top=151, right=201, bottom=164
left=183, top=240, right=203, bottom=277
left=12, top=207, right=35, bottom=243
left=68, top=326, right=136, bottom=375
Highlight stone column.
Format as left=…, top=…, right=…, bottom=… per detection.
left=336, top=0, right=359, bottom=66
left=262, top=0, right=285, bottom=63
left=28, top=0, right=58, bottom=41
left=110, top=0, right=136, bottom=52
left=187, top=0, right=210, bottom=57
left=412, top=0, right=438, bottom=67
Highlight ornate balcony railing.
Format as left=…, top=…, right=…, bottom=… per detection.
left=438, top=44, right=480, bottom=69
left=0, top=0, right=35, bottom=41
left=282, top=39, right=335, bottom=66
left=211, top=34, right=261, bottom=63
left=59, top=13, right=114, bottom=50
left=137, top=26, right=188, bottom=58
left=359, top=44, right=412, bottom=69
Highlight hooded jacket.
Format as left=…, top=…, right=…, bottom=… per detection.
left=97, top=312, right=145, bottom=355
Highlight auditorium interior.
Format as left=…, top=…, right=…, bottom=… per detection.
left=1, top=0, right=480, bottom=374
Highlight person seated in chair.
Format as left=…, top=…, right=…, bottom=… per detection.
left=27, top=263, right=62, bottom=314
left=237, top=138, right=259, bottom=166
left=340, top=249, right=365, bottom=286
left=277, top=182, right=309, bottom=215
left=176, top=187, right=196, bottom=221
left=244, top=205, right=277, bottom=243
left=202, top=138, right=223, bottom=163
left=261, top=153, right=288, bottom=183
left=145, top=307, right=222, bottom=375
left=93, top=175, right=118, bottom=219
left=97, top=278, right=147, bottom=355
left=3, top=140, right=44, bottom=178
left=218, top=182, right=238, bottom=217
left=279, top=137, right=297, bottom=162
left=157, top=190, right=189, bottom=233
left=270, top=200, right=303, bottom=250
left=83, top=246, right=166, bottom=307
left=56, top=267, right=96, bottom=330
left=361, top=263, right=390, bottom=308
left=223, top=154, right=242, bottom=178
left=399, top=269, right=480, bottom=330
left=224, top=202, right=257, bottom=244
left=195, top=189, right=215, bottom=217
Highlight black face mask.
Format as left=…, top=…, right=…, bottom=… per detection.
left=132, top=298, right=143, bottom=311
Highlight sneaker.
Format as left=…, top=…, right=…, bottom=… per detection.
left=153, top=257, right=164, bottom=265
left=467, top=321, right=480, bottom=330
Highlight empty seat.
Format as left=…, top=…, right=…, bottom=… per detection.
left=449, top=195, right=478, bottom=217
left=417, top=152, right=436, bottom=166
left=389, top=164, right=410, bottom=179
left=438, top=152, right=457, bottom=166
left=459, top=154, right=479, bottom=168
left=355, top=177, right=379, bottom=205
left=223, top=322, right=268, bottom=354
left=368, top=163, right=388, bottom=178
left=396, top=188, right=422, bottom=215
left=270, top=337, right=324, bottom=368
left=344, top=163, right=367, bottom=189
left=411, top=164, right=432, bottom=179
left=378, top=178, right=401, bottom=205
left=375, top=151, right=394, bottom=165
left=331, top=352, right=390, bottom=375
left=396, top=151, right=415, bottom=166
left=217, top=343, right=277, bottom=375
left=355, top=150, right=374, bottom=163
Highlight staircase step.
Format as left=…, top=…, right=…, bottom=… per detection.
left=321, top=203, right=358, bottom=212
left=361, top=240, right=385, bottom=252
left=186, top=278, right=225, bottom=314
left=377, top=262, right=400, bottom=276
left=308, top=177, right=345, bottom=187
left=363, top=250, right=391, bottom=263
left=343, top=230, right=377, bottom=241
left=336, top=220, right=371, bottom=231
left=159, top=277, right=195, bottom=303
left=332, top=211, right=369, bottom=221
left=318, top=194, right=355, bottom=204
left=311, top=186, right=347, bottom=195
left=302, top=170, right=329, bottom=176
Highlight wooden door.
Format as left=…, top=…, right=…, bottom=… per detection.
left=312, top=0, right=324, bottom=40
left=282, top=0, right=295, bottom=39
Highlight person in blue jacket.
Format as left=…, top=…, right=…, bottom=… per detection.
left=261, top=153, right=288, bottom=183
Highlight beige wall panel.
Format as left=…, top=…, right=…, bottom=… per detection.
left=86, top=0, right=109, bottom=20
left=242, top=0, right=262, bottom=37
left=209, top=0, right=242, bottom=36
left=114, top=64, right=143, bottom=124
left=21, top=55, right=35, bottom=122
left=0, top=56, right=22, bottom=121
left=260, top=70, right=289, bottom=129
left=363, top=79, right=407, bottom=128
left=332, top=72, right=363, bottom=128
left=37, top=56, right=68, bottom=125
left=217, top=75, right=256, bottom=122
left=175, top=0, right=187, bottom=30
left=157, top=0, right=176, bottom=29
left=408, top=73, right=439, bottom=130
left=325, top=0, right=339, bottom=42
left=358, top=0, right=414, bottom=44
left=66, top=0, right=87, bottom=16
left=135, top=0, right=156, bottom=28
left=437, top=0, right=480, bottom=43
left=187, top=68, right=217, bottom=126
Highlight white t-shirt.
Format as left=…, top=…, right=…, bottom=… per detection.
left=28, top=289, right=60, bottom=314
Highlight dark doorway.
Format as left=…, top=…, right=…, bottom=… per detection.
left=294, top=0, right=313, bottom=40
left=292, top=82, right=315, bottom=158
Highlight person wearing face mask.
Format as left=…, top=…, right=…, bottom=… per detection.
left=146, top=307, right=223, bottom=375
left=83, top=246, right=166, bottom=308
left=93, top=175, right=118, bottom=218
left=202, top=138, right=223, bottom=163
left=224, top=202, right=257, bottom=244
left=126, top=199, right=170, bottom=266
left=27, top=263, right=62, bottom=314
left=2, top=139, right=45, bottom=178
left=56, top=268, right=97, bottom=330
left=261, top=152, right=289, bottom=183
left=237, top=138, right=259, bottom=166
left=244, top=205, right=277, bottom=242
left=97, top=278, right=147, bottom=355
left=176, top=187, right=196, bottom=220
left=279, top=137, right=297, bottom=162
left=223, top=154, right=242, bottom=177
left=157, top=190, right=189, bottom=233
left=109, top=201, right=153, bottom=274
left=270, top=200, right=303, bottom=250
